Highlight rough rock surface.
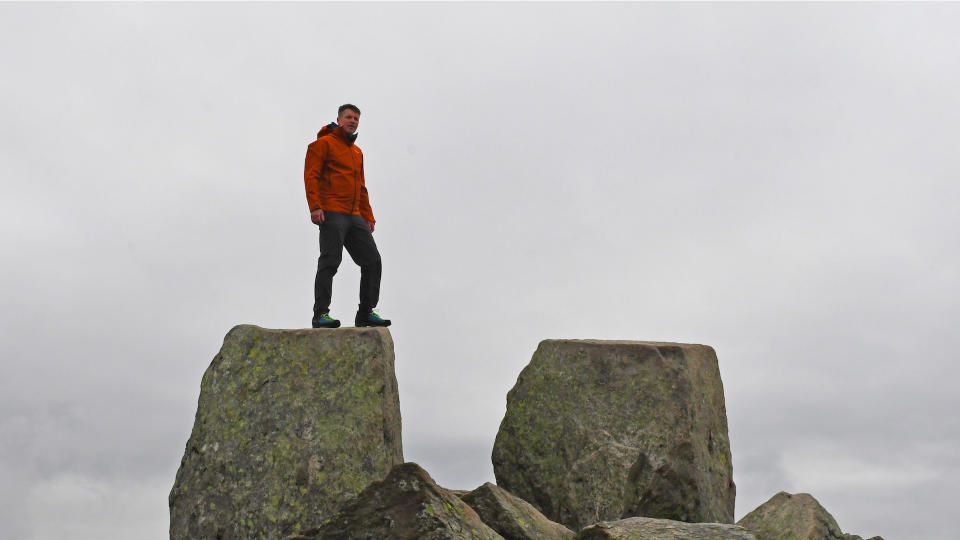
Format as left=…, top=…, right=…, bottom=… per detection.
left=576, top=517, right=755, bottom=539
left=492, top=340, right=735, bottom=530
left=461, top=482, right=575, bottom=540
left=169, top=325, right=403, bottom=540
left=304, top=462, right=503, bottom=539
left=736, top=492, right=883, bottom=540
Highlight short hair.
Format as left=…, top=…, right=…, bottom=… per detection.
left=338, top=104, right=361, bottom=117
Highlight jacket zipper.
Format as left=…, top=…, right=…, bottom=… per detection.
left=350, top=147, right=359, bottom=214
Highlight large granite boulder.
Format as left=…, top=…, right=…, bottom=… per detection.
left=303, top=462, right=503, bottom=539
left=736, top=492, right=883, bottom=540
left=169, top=325, right=404, bottom=540
left=461, top=482, right=575, bottom=540
left=492, top=340, right=735, bottom=530
left=576, top=517, right=755, bottom=539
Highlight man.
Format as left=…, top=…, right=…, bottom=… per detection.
left=304, top=104, right=391, bottom=328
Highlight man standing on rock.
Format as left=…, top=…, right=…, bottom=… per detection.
left=304, top=104, right=391, bottom=329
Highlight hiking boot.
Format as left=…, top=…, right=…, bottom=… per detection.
left=356, top=309, right=391, bottom=327
left=312, top=313, right=341, bottom=328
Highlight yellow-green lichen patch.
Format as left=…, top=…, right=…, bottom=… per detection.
left=492, top=340, right=733, bottom=531
left=169, top=326, right=402, bottom=540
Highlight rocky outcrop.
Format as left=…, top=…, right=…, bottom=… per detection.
left=576, top=517, right=755, bottom=539
left=169, top=325, right=403, bottom=540
left=736, top=492, right=883, bottom=540
left=492, top=340, right=735, bottom=530
left=460, top=482, right=575, bottom=540
left=302, top=462, right=502, bottom=539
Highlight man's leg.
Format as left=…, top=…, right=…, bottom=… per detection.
left=313, top=212, right=349, bottom=325
left=343, top=215, right=387, bottom=325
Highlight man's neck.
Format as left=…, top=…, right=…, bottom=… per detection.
left=338, top=126, right=358, bottom=144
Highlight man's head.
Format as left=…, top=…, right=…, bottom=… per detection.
left=337, top=104, right=361, bottom=134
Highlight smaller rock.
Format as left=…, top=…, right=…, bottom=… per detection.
left=461, top=482, right=575, bottom=540
left=737, top=492, right=882, bottom=540
left=306, top=462, right=503, bottom=539
left=576, top=517, right=755, bottom=539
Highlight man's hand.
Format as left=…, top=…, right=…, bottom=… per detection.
left=311, top=208, right=325, bottom=225
left=367, top=221, right=375, bottom=233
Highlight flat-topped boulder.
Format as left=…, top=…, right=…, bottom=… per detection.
left=577, top=517, right=755, bottom=539
left=303, top=462, right=502, bottom=539
left=492, top=340, right=735, bottom=530
left=461, top=482, right=575, bottom=540
left=737, top=492, right=883, bottom=540
left=169, top=325, right=403, bottom=539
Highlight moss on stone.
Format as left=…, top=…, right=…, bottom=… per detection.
left=492, top=340, right=735, bottom=531
left=309, top=463, right=502, bottom=539
left=169, top=325, right=403, bottom=540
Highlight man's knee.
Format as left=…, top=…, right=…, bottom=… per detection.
left=318, top=252, right=343, bottom=274
left=361, top=253, right=381, bottom=272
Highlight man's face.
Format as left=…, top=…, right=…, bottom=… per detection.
left=338, top=109, right=360, bottom=134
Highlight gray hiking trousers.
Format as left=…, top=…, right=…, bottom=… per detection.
left=313, top=211, right=382, bottom=320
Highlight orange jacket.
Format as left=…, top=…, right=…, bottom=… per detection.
left=304, top=124, right=374, bottom=223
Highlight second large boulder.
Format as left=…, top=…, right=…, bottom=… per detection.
left=492, top=340, right=735, bottom=530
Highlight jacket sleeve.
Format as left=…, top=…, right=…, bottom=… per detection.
left=304, top=141, right=327, bottom=212
left=358, top=157, right=375, bottom=223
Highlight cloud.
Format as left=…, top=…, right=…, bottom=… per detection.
left=780, top=444, right=940, bottom=491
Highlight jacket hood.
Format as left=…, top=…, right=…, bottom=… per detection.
left=316, top=122, right=358, bottom=144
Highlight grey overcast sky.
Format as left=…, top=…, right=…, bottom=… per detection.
left=1, top=3, right=957, bottom=539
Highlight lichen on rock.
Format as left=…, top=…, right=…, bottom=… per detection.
left=492, top=339, right=736, bottom=530
left=169, top=325, right=403, bottom=539
left=303, top=462, right=503, bottom=539
left=736, top=492, right=884, bottom=540
left=460, top=482, right=575, bottom=540
left=576, top=516, right=755, bottom=539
